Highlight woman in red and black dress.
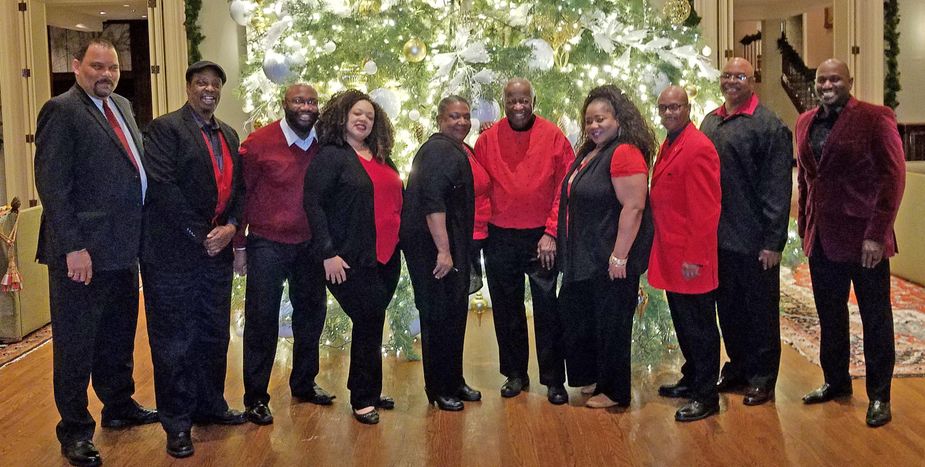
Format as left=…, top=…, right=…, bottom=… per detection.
left=557, top=85, right=655, bottom=409
left=303, top=90, right=402, bottom=424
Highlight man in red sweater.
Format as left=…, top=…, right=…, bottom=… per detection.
left=474, top=78, right=575, bottom=404
left=234, top=84, right=331, bottom=425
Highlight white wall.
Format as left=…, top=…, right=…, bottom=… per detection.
left=733, top=21, right=761, bottom=58
left=896, top=0, right=925, bottom=123
left=198, top=1, right=249, bottom=136
left=802, top=6, right=833, bottom=67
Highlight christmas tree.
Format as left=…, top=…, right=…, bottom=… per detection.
left=229, top=0, right=721, bottom=360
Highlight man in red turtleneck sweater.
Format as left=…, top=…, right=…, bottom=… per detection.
left=233, top=84, right=331, bottom=426
left=474, top=78, right=575, bottom=405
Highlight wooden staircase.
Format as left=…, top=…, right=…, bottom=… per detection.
left=777, top=33, right=817, bottom=113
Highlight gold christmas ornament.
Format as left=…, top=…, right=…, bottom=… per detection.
left=684, top=83, right=699, bottom=99
left=402, top=37, right=428, bottom=63
left=355, top=0, right=380, bottom=15
left=663, top=0, right=692, bottom=25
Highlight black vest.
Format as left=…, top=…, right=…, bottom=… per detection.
left=556, top=139, right=653, bottom=283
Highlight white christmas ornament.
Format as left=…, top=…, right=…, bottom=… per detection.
left=363, top=60, right=378, bottom=75
left=229, top=0, right=257, bottom=26
left=408, top=109, right=421, bottom=122
left=322, top=41, right=337, bottom=54
left=471, top=98, right=500, bottom=123
left=263, top=52, right=292, bottom=84
left=370, top=88, right=401, bottom=120
left=524, top=39, right=554, bottom=71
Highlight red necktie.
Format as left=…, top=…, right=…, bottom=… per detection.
left=102, top=99, right=140, bottom=172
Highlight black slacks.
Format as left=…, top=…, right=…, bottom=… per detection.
left=715, top=248, right=781, bottom=389
left=559, top=274, right=638, bottom=404
left=48, top=266, right=140, bottom=445
left=666, top=291, right=720, bottom=405
left=142, top=254, right=233, bottom=434
left=326, top=251, right=401, bottom=408
left=809, top=246, right=894, bottom=401
left=484, top=224, right=564, bottom=386
left=406, top=244, right=469, bottom=397
left=242, top=235, right=327, bottom=407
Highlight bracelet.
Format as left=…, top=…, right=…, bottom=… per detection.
left=233, top=247, right=246, bottom=251
left=609, top=255, right=628, bottom=267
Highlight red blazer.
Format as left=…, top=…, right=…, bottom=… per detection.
left=796, top=97, right=906, bottom=263
left=648, top=123, right=722, bottom=294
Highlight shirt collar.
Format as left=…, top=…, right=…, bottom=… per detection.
left=279, top=118, right=317, bottom=151
left=715, top=93, right=759, bottom=119
left=188, top=106, right=220, bottom=131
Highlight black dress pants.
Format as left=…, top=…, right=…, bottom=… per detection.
left=242, top=235, right=327, bottom=407
left=406, top=245, right=469, bottom=397
left=484, top=225, right=564, bottom=386
left=715, top=248, right=781, bottom=390
left=809, top=246, right=894, bottom=401
left=326, top=251, right=401, bottom=408
left=666, top=291, right=720, bottom=405
left=48, top=266, right=140, bottom=445
left=143, top=254, right=233, bottom=434
left=559, top=274, right=638, bottom=404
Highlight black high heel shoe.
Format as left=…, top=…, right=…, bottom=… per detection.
left=352, top=407, right=380, bottom=425
left=456, top=383, right=482, bottom=402
left=426, top=392, right=464, bottom=411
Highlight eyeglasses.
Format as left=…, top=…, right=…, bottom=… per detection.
left=657, top=103, right=687, bottom=113
left=720, top=72, right=751, bottom=82
left=288, top=97, right=318, bottom=106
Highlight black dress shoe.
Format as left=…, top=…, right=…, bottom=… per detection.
left=675, top=400, right=720, bottom=422
left=547, top=384, right=569, bottom=405
left=866, top=400, right=892, bottom=427
left=192, top=408, right=247, bottom=425
left=101, top=405, right=159, bottom=429
left=802, top=383, right=853, bottom=404
left=715, top=374, right=747, bottom=393
left=500, top=377, right=529, bottom=398
left=376, top=396, right=396, bottom=410
left=61, top=440, right=102, bottom=467
left=658, top=382, right=692, bottom=399
left=352, top=407, right=380, bottom=425
left=293, top=384, right=336, bottom=405
left=427, top=393, right=464, bottom=411
left=166, top=431, right=194, bottom=458
left=743, top=386, right=775, bottom=406
left=456, top=383, right=482, bottom=401
left=245, top=402, right=274, bottom=425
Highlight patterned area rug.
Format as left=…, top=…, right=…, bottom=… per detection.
left=780, top=263, right=925, bottom=377
left=0, top=325, right=52, bottom=369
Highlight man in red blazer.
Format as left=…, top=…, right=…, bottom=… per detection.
left=796, top=58, right=906, bottom=427
left=649, top=86, right=723, bottom=422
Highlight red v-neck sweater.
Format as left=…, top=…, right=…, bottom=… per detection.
left=473, top=116, right=575, bottom=237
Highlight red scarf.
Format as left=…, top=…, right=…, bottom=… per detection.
left=200, top=129, right=234, bottom=224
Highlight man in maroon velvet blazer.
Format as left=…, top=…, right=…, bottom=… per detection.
left=795, top=58, right=906, bottom=428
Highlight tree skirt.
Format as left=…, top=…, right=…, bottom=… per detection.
left=0, top=324, right=52, bottom=369
left=780, top=264, right=925, bottom=378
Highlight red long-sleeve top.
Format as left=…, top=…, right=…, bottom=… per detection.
left=473, top=116, right=575, bottom=237
left=465, top=146, right=491, bottom=240
left=233, top=120, right=318, bottom=248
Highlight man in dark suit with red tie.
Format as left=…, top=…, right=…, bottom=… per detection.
left=796, top=58, right=906, bottom=427
left=142, top=61, right=245, bottom=458
left=35, top=38, right=157, bottom=467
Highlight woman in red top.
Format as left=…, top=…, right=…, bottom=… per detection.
left=557, top=85, right=655, bottom=409
left=303, top=90, right=402, bottom=425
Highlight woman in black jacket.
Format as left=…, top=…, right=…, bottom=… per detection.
left=401, top=96, right=482, bottom=411
left=303, top=90, right=402, bottom=424
left=557, top=85, right=655, bottom=409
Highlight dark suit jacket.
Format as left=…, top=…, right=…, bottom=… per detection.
left=648, top=123, right=722, bottom=294
left=303, top=143, right=401, bottom=269
left=34, top=84, right=144, bottom=271
left=141, top=104, right=242, bottom=268
left=796, top=97, right=906, bottom=263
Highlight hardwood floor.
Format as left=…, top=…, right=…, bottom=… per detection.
left=1, top=304, right=923, bottom=466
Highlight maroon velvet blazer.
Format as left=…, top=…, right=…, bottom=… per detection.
left=796, top=97, right=906, bottom=263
